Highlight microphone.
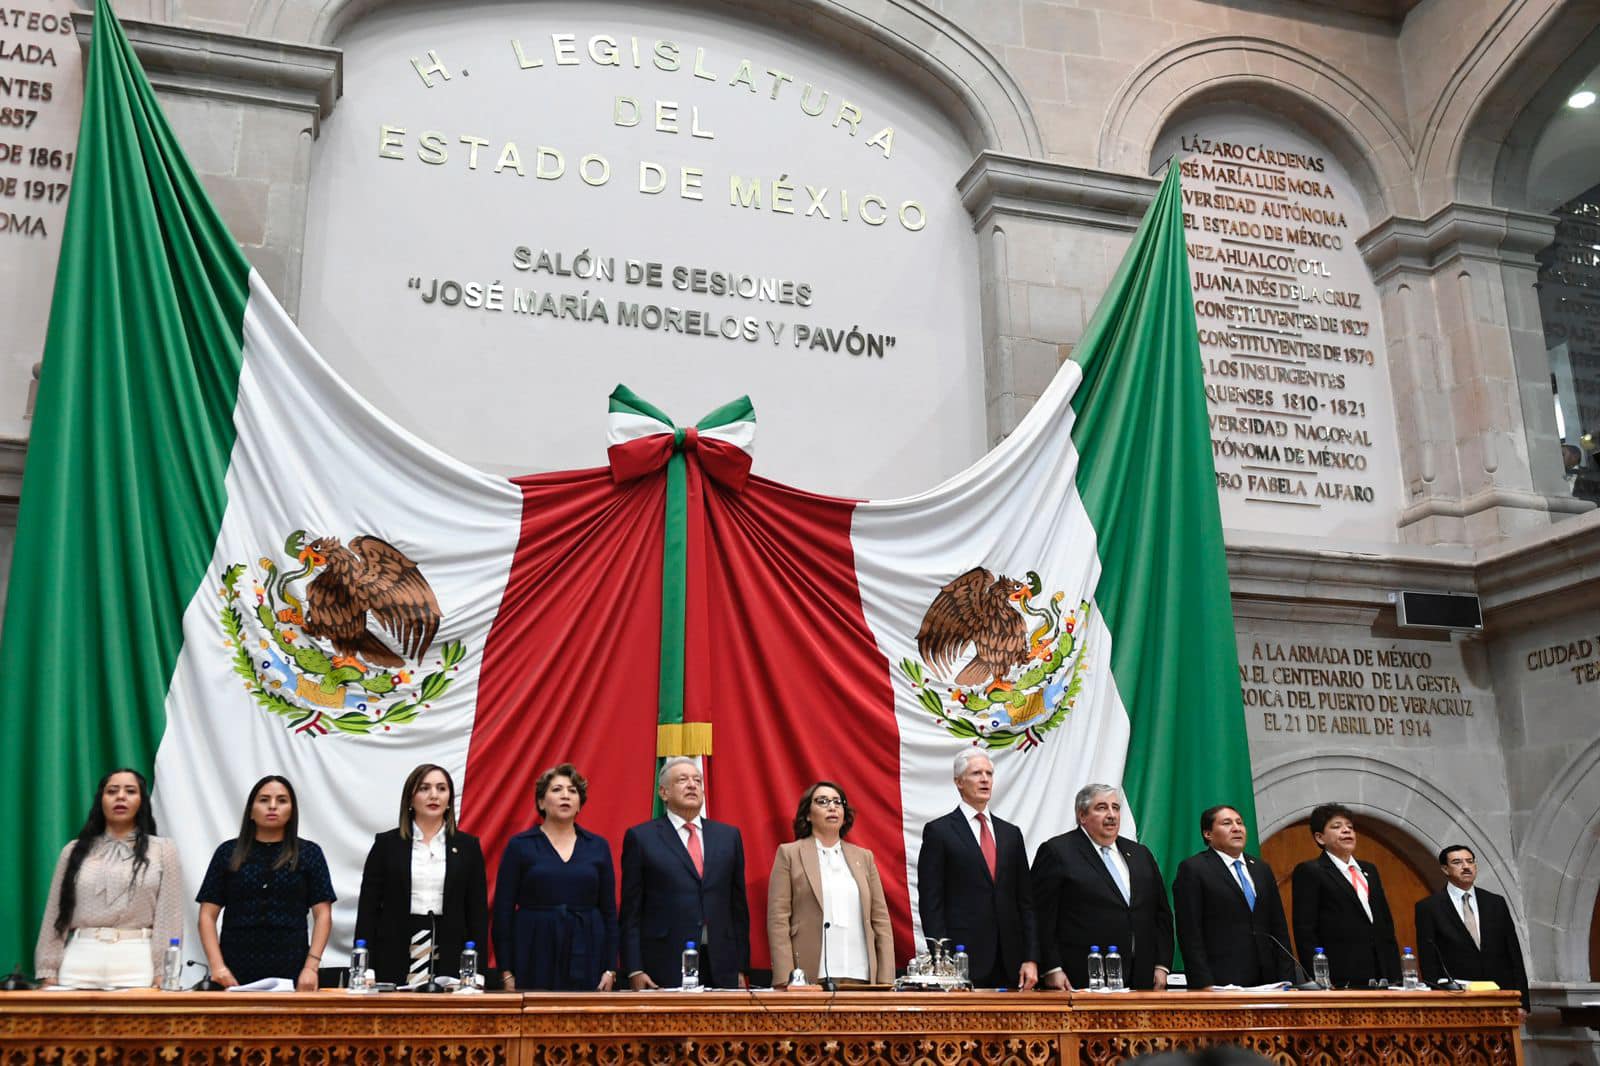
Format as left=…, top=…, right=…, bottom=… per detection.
left=819, top=921, right=836, bottom=992
left=1252, top=931, right=1321, bottom=991
left=185, top=959, right=225, bottom=992
left=416, top=911, right=448, bottom=993
left=1424, top=939, right=1463, bottom=991
left=1, top=963, right=36, bottom=991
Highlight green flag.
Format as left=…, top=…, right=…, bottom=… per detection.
left=0, top=0, right=251, bottom=968
left=1071, top=162, right=1256, bottom=951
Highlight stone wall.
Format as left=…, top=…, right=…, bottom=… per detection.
left=4, top=1, right=1600, bottom=1056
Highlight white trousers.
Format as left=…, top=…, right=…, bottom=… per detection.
left=56, top=933, right=154, bottom=989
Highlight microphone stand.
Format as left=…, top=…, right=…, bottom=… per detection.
left=185, top=959, right=225, bottom=991
left=415, top=911, right=448, bottom=993
left=1425, top=940, right=1463, bottom=991
left=0, top=964, right=36, bottom=991
left=1253, top=931, right=1321, bottom=991
left=819, top=920, right=835, bottom=992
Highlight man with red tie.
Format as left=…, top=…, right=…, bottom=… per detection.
left=1290, top=803, right=1401, bottom=988
left=620, top=757, right=750, bottom=988
left=916, top=748, right=1039, bottom=989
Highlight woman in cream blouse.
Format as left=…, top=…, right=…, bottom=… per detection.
left=767, top=781, right=895, bottom=987
left=34, top=768, right=184, bottom=989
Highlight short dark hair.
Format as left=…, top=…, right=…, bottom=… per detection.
left=1308, top=803, right=1354, bottom=838
left=1199, top=805, right=1241, bottom=836
left=792, top=780, right=856, bottom=839
left=1438, top=844, right=1474, bottom=866
left=536, top=763, right=588, bottom=815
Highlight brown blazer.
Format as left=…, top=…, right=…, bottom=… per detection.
left=767, top=839, right=895, bottom=986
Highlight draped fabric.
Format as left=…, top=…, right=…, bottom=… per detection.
left=1, top=0, right=1249, bottom=977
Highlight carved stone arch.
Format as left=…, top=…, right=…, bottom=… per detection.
left=1417, top=0, right=1600, bottom=213
left=1098, top=36, right=1416, bottom=222
left=243, top=0, right=1042, bottom=158
left=1252, top=750, right=1524, bottom=927
left=1518, top=735, right=1600, bottom=980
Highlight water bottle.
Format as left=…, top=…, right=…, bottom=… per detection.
left=1312, top=947, right=1331, bottom=990
left=458, top=941, right=479, bottom=993
left=1087, top=946, right=1105, bottom=990
left=1104, top=945, right=1124, bottom=991
left=1401, top=946, right=1420, bottom=990
left=681, top=940, right=701, bottom=990
left=349, top=939, right=370, bottom=993
left=161, top=938, right=183, bottom=991
left=953, top=944, right=970, bottom=988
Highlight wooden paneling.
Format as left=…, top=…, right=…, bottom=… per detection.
left=0, top=989, right=1524, bottom=1066
left=1260, top=818, right=1436, bottom=960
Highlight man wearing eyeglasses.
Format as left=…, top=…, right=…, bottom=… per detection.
left=1415, top=845, right=1528, bottom=1012
left=916, top=748, right=1039, bottom=989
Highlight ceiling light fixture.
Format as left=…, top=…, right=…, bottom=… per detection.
left=1569, top=90, right=1597, bottom=109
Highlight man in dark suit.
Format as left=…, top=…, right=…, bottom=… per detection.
left=917, top=747, right=1038, bottom=988
left=1172, top=805, right=1293, bottom=988
left=620, top=756, right=750, bottom=988
left=1033, top=784, right=1174, bottom=990
left=1415, top=844, right=1529, bottom=1011
left=1290, top=803, right=1400, bottom=988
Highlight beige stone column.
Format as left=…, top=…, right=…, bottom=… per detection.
left=1360, top=204, right=1593, bottom=546
left=72, top=10, right=342, bottom=315
left=958, top=152, right=1156, bottom=443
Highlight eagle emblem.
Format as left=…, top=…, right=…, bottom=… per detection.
left=300, top=535, right=441, bottom=669
left=218, top=530, right=466, bottom=737
left=901, top=568, right=1093, bottom=752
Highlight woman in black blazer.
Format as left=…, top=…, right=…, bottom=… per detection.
left=354, top=764, right=488, bottom=985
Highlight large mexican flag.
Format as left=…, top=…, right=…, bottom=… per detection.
left=0, top=0, right=1252, bottom=971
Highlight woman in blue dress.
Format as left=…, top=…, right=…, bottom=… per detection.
left=492, top=763, right=618, bottom=990
left=196, top=775, right=335, bottom=989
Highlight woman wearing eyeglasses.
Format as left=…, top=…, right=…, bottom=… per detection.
left=766, top=780, right=895, bottom=987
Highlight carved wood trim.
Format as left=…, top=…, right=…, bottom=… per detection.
left=0, top=989, right=1522, bottom=1066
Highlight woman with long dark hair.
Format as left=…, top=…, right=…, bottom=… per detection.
left=196, top=775, right=335, bottom=989
left=354, top=763, right=488, bottom=985
left=33, top=768, right=184, bottom=988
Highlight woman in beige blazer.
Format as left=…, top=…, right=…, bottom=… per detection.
left=767, top=781, right=896, bottom=987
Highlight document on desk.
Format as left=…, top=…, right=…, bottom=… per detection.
left=226, top=977, right=295, bottom=992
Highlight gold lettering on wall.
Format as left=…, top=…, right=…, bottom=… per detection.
left=1242, top=640, right=1474, bottom=740
left=1178, top=133, right=1385, bottom=514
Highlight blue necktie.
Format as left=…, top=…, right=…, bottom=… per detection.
left=1100, top=846, right=1131, bottom=904
left=1233, top=859, right=1257, bottom=911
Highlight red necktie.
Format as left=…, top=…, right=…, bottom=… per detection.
left=685, top=822, right=704, bottom=878
left=976, top=812, right=997, bottom=879
left=1347, top=863, right=1368, bottom=895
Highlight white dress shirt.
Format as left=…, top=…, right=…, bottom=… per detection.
left=1447, top=882, right=1480, bottom=943
left=1325, top=851, right=1372, bottom=921
left=958, top=801, right=991, bottom=849
left=409, top=823, right=447, bottom=915
left=666, top=809, right=705, bottom=853
left=1098, top=837, right=1131, bottom=890
left=1213, top=848, right=1252, bottom=897
left=816, top=839, right=869, bottom=981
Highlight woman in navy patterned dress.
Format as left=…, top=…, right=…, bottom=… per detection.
left=492, top=764, right=618, bottom=991
left=196, top=775, right=336, bottom=989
